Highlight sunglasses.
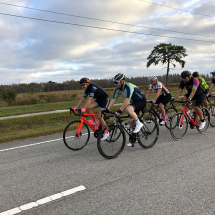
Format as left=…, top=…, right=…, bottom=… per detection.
left=114, top=81, right=119, bottom=84
left=81, top=83, right=87, bottom=86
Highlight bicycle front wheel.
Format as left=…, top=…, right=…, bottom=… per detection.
left=165, top=106, right=178, bottom=129
left=97, top=123, right=126, bottom=159
left=63, top=120, right=90, bottom=150
left=208, top=104, right=215, bottom=127
left=196, top=107, right=210, bottom=133
left=170, top=112, right=188, bottom=140
left=138, top=116, right=159, bottom=149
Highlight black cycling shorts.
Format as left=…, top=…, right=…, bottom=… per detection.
left=155, top=94, right=171, bottom=106
left=184, top=93, right=206, bottom=107
left=94, top=97, right=110, bottom=110
left=129, top=98, right=147, bottom=117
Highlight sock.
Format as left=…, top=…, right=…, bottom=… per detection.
left=201, top=119, right=205, bottom=122
left=163, top=116, right=166, bottom=121
left=135, top=119, right=141, bottom=125
left=90, top=116, right=96, bottom=123
left=104, top=128, right=109, bottom=134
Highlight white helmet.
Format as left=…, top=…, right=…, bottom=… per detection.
left=148, top=76, right=157, bottom=81
left=113, top=73, right=125, bottom=82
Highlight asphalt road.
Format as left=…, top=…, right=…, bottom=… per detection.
left=0, top=125, right=215, bottom=215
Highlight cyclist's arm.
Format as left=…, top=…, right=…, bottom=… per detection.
left=108, top=99, right=116, bottom=109
left=189, top=78, right=199, bottom=100
left=120, top=98, right=130, bottom=112
left=76, top=97, right=86, bottom=108
left=84, top=97, right=94, bottom=108
left=154, top=88, right=162, bottom=101
left=209, top=83, right=214, bottom=95
left=145, top=89, right=152, bottom=99
left=173, top=88, right=183, bottom=99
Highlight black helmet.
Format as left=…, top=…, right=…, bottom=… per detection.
left=79, top=77, right=91, bottom=84
left=181, top=70, right=191, bottom=78
left=192, top=71, right=199, bottom=78
left=113, top=73, right=125, bottom=82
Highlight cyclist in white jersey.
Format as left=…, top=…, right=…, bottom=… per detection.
left=145, top=76, right=171, bottom=125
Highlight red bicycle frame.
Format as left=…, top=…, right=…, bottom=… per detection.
left=76, top=113, right=98, bottom=136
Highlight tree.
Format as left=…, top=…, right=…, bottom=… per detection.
left=146, top=43, right=187, bottom=87
left=0, top=88, right=17, bottom=105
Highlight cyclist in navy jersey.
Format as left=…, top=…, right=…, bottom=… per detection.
left=171, top=70, right=206, bottom=129
left=72, top=78, right=110, bottom=140
left=145, top=76, right=171, bottom=125
left=208, top=71, right=215, bottom=103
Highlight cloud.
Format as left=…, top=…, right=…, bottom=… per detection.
left=0, top=0, right=214, bottom=85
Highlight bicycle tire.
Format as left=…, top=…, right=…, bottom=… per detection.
left=138, top=116, right=159, bottom=149
left=208, top=104, right=215, bottom=127
left=196, top=107, right=210, bottom=133
left=63, top=120, right=90, bottom=150
left=170, top=112, right=188, bottom=140
left=97, top=123, right=126, bottom=159
left=165, top=106, right=177, bottom=129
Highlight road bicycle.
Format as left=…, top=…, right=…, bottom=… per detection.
left=63, top=108, right=103, bottom=150
left=97, top=109, right=159, bottom=159
left=146, top=100, right=177, bottom=129
left=206, top=95, right=215, bottom=127
left=170, top=101, right=210, bottom=140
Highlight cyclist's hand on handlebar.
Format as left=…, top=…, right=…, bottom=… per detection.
left=208, top=94, right=212, bottom=98
left=170, top=98, right=175, bottom=105
left=81, top=107, right=86, bottom=113
left=102, top=108, right=109, bottom=115
left=72, top=107, right=77, bottom=111
left=186, top=98, right=191, bottom=104
left=152, top=99, right=156, bottom=104
left=115, top=109, right=122, bottom=116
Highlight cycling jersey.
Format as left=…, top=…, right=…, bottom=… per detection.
left=179, top=77, right=204, bottom=95
left=83, top=83, right=108, bottom=100
left=198, top=77, right=209, bottom=89
left=211, top=78, right=215, bottom=84
left=149, top=81, right=170, bottom=96
left=113, top=82, right=145, bottom=103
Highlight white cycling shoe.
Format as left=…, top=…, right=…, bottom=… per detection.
left=101, top=132, right=109, bottom=141
left=133, top=122, right=143, bottom=133
left=199, top=120, right=206, bottom=130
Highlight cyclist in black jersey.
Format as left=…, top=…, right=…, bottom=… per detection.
left=171, top=70, right=206, bottom=129
left=72, top=78, right=110, bottom=140
left=209, top=71, right=215, bottom=103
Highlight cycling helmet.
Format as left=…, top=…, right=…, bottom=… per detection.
left=210, top=71, right=215, bottom=75
left=192, top=71, right=199, bottom=78
left=113, top=73, right=125, bottom=82
left=79, top=77, right=91, bottom=84
left=148, top=76, right=157, bottom=81
left=181, top=70, right=191, bottom=78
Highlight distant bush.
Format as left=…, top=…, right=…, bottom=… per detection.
left=0, top=88, right=17, bottom=105
left=30, top=98, right=39, bottom=105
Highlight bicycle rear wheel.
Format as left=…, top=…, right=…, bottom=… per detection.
left=196, top=107, right=210, bottom=133
left=63, top=120, right=90, bottom=150
left=97, top=123, right=125, bottom=159
left=165, top=106, right=177, bottom=129
left=208, top=104, right=215, bottom=127
left=138, top=116, right=159, bottom=149
left=170, top=112, right=188, bottom=140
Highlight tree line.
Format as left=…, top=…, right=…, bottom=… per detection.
left=0, top=73, right=212, bottom=94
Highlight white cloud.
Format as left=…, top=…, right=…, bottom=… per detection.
left=0, top=0, right=215, bottom=85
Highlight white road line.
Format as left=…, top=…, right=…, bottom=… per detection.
left=0, top=138, right=63, bottom=152
left=0, top=185, right=86, bottom=215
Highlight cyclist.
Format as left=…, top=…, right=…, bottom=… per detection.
left=208, top=71, right=215, bottom=102
left=107, top=73, right=147, bottom=147
left=72, top=77, right=110, bottom=140
left=145, top=76, right=171, bottom=125
left=171, top=70, right=206, bottom=129
left=192, top=71, right=209, bottom=109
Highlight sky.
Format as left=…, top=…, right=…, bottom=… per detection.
left=0, top=0, right=215, bottom=85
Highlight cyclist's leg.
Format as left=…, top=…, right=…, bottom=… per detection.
left=126, top=99, right=146, bottom=133
left=86, top=102, right=98, bottom=122
left=194, top=94, right=206, bottom=120
left=159, top=94, right=171, bottom=120
left=203, top=89, right=209, bottom=109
